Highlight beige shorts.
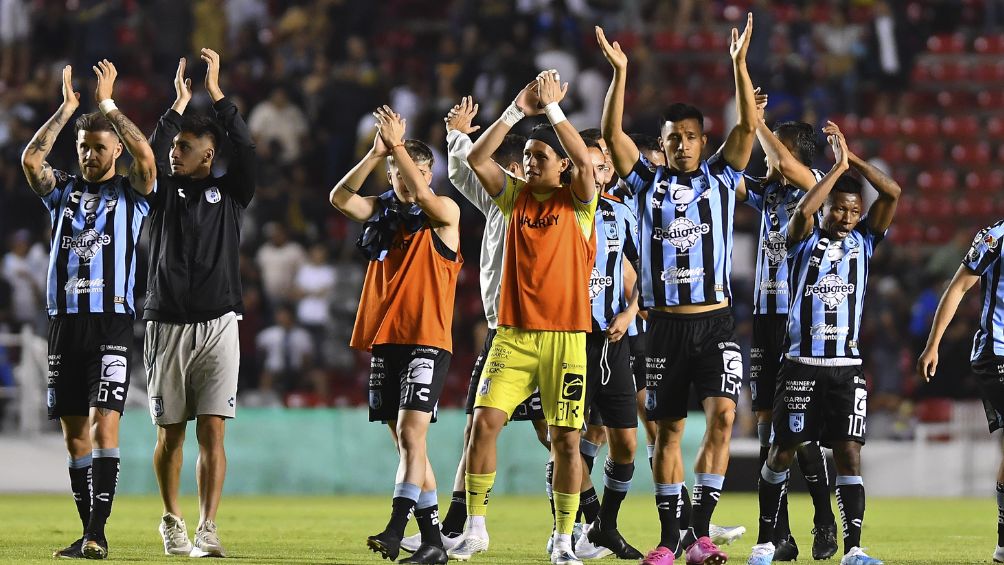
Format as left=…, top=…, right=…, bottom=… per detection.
left=144, top=312, right=240, bottom=425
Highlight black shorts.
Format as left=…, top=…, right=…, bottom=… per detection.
left=628, top=330, right=647, bottom=393
left=644, top=308, right=742, bottom=421
left=973, top=357, right=1004, bottom=433
left=750, top=314, right=788, bottom=412
left=584, top=332, right=637, bottom=429
left=772, top=359, right=868, bottom=447
left=464, top=329, right=542, bottom=421
left=369, top=344, right=450, bottom=422
left=47, top=314, right=133, bottom=420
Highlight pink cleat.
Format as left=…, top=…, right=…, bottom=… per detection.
left=641, top=545, right=675, bottom=565
left=685, top=536, right=728, bottom=565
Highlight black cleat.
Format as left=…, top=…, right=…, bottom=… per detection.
left=774, top=535, right=799, bottom=561
left=53, top=537, right=84, bottom=559
left=587, top=524, right=643, bottom=559
left=81, top=536, right=107, bottom=560
left=398, top=543, right=448, bottom=564
left=812, top=524, right=838, bottom=560
left=368, top=530, right=403, bottom=561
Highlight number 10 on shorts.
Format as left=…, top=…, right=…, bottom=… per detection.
left=847, top=387, right=867, bottom=437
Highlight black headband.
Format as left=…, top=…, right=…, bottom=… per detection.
left=527, top=126, right=568, bottom=159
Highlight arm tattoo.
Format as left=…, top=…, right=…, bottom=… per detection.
left=108, top=111, right=146, bottom=144
left=24, top=113, right=69, bottom=157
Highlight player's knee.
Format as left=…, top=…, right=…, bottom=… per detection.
left=707, top=407, right=735, bottom=432
left=608, top=431, right=637, bottom=462
left=655, top=420, right=685, bottom=448
left=549, top=428, right=579, bottom=459
left=470, top=410, right=505, bottom=443
left=831, top=442, right=861, bottom=475
left=396, top=425, right=427, bottom=455
left=157, top=424, right=186, bottom=450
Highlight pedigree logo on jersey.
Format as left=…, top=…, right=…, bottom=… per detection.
left=61, top=229, right=111, bottom=264
left=764, top=231, right=787, bottom=265
left=654, top=217, right=710, bottom=251
left=589, top=268, right=614, bottom=299
left=804, top=273, right=855, bottom=309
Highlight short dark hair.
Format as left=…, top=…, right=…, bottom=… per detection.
left=179, top=114, right=221, bottom=148
left=404, top=139, right=434, bottom=168
left=629, top=133, right=661, bottom=154
left=578, top=128, right=602, bottom=149
left=773, top=121, right=817, bottom=166
left=832, top=174, right=863, bottom=195
left=493, top=134, right=526, bottom=168
left=74, top=112, right=116, bottom=136
left=662, top=103, right=704, bottom=132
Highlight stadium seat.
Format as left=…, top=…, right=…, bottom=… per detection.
left=900, top=116, right=938, bottom=137
left=950, top=142, right=992, bottom=166
left=978, top=90, right=1004, bottom=108
left=926, top=33, right=966, bottom=53
left=986, top=116, right=1004, bottom=138
left=830, top=114, right=859, bottom=136
left=965, top=170, right=1004, bottom=192
left=652, top=32, right=684, bottom=52
left=974, top=34, right=1004, bottom=54
left=955, top=196, right=995, bottom=217
left=915, top=397, right=954, bottom=442
left=939, top=116, right=979, bottom=138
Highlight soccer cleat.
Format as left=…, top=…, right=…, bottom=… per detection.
left=994, top=546, right=1004, bottom=563
left=53, top=537, right=84, bottom=559
left=572, top=522, right=584, bottom=547
left=747, top=542, right=775, bottom=565
left=685, top=536, right=727, bottom=565
left=81, top=537, right=107, bottom=560
left=772, top=536, right=797, bottom=561
left=159, top=513, right=194, bottom=556
left=811, top=525, right=838, bottom=560
left=710, top=525, right=747, bottom=547
left=585, top=522, right=643, bottom=559
left=546, top=530, right=556, bottom=555
left=401, top=532, right=423, bottom=554
left=839, top=547, right=883, bottom=565
left=573, top=523, right=612, bottom=560
left=399, top=544, right=449, bottom=564
left=190, top=520, right=226, bottom=558
left=551, top=545, right=584, bottom=565
left=447, top=534, right=488, bottom=561
left=367, top=529, right=402, bottom=561
left=641, top=546, right=676, bottom=565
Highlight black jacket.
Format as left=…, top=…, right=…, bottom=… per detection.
left=143, top=97, right=256, bottom=323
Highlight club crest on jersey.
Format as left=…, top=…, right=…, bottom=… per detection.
left=656, top=217, right=710, bottom=250
left=61, top=229, right=111, bottom=264
left=804, top=273, right=855, bottom=309
left=985, top=233, right=999, bottom=250
left=668, top=183, right=695, bottom=204
left=205, top=187, right=222, bottom=204
left=764, top=231, right=787, bottom=265
left=789, top=412, right=805, bottom=433
left=589, top=268, right=614, bottom=299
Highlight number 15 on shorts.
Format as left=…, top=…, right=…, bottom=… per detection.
left=720, top=349, right=742, bottom=396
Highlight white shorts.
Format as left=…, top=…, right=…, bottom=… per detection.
left=144, top=312, right=240, bottom=425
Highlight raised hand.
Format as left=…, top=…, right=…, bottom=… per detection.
left=373, top=105, right=406, bottom=148
left=174, top=57, right=193, bottom=106
left=61, top=65, right=80, bottom=111
left=754, top=87, right=768, bottom=122
left=595, top=26, right=628, bottom=71
left=536, top=69, right=568, bottom=106
left=445, top=96, right=480, bottom=134
left=730, top=12, right=753, bottom=62
left=200, top=48, right=224, bottom=101
left=513, top=80, right=543, bottom=116
left=92, top=59, right=117, bottom=103
left=823, top=121, right=848, bottom=168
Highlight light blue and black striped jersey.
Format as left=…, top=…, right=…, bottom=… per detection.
left=963, top=220, right=1004, bottom=362
left=40, top=171, right=152, bottom=317
left=744, top=169, right=825, bottom=315
left=621, top=153, right=743, bottom=308
left=786, top=223, right=883, bottom=358
left=590, top=194, right=639, bottom=335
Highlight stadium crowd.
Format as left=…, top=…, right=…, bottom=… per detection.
left=0, top=0, right=998, bottom=438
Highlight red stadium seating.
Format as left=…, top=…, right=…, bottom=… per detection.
left=939, top=116, right=979, bottom=139
left=974, top=34, right=1004, bottom=54
left=926, top=33, right=966, bottom=54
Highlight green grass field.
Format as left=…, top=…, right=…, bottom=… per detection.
left=0, top=493, right=994, bottom=564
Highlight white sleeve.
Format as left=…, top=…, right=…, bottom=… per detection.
left=446, top=129, right=494, bottom=215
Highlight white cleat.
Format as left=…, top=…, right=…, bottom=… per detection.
left=840, top=546, right=883, bottom=565
left=573, top=524, right=612, bottom=560
left=748, top=542, right=775, bottom=565
left=403, top=531, right=463, bottom=554
left=551, top=545, right=584, bottom=565
left=710, top=524, right=747, bottom=547
left=995, top=546, right=1004, bottom=563
left=190, top=519, right=226, bottom=558
left=447, top=534, right=489, bottom=561
left=546, top=529, right=556, bottom=555
left=158, top=513, right=193, bottom=556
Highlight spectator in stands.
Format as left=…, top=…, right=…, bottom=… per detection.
left=0, top=0, right=30, bottom=86
left=256, top=304, right=314, bottom=395
left=1, top=229, right=46, bottom=331
left=256, top=222, right=306, bottom=307
left=815, top=5, right=865, bottom=113
left=248, top=86, right=309, bottom=165
left=293, top=243, right=337, bottom=360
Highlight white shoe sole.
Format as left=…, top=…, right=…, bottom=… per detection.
left=711, top=525, right=747, bottom=546
left=447, top=537, right=489, bottom=561
left=190, top=545, right=226, bottom=558
left=401, top=532, right=422, bottom=553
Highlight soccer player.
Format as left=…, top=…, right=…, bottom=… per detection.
left=21, top=62, right=155, bottom=559
left=399, top=97, right=541, bottom=555
left=917, top=222, right=1004, bottom=563
left=747, top=123, right=899, bottom=565
left=741, top=104, right=838, bottom=560
left=145, top=51, right=256, bottom=558
left=571, top=133, right=645, bottom=561
left=597, top=14, right=758, bottom=564
left=330, top=105, right=462, bottom=565
left=453, top=70, right=596, bottom=565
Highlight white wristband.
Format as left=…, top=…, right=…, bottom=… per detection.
left=501, top=103, right=525, bottom=127
left=98, top=99, right=118, bottom=114
left=544, top=102, right=566, bottom=125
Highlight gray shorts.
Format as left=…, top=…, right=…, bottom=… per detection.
left=144, top=312, right=240, bottom=425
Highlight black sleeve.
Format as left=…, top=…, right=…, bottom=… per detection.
left=150, top=109, right=184, bottom=176
left=213, top=97, right=257, bottom=207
